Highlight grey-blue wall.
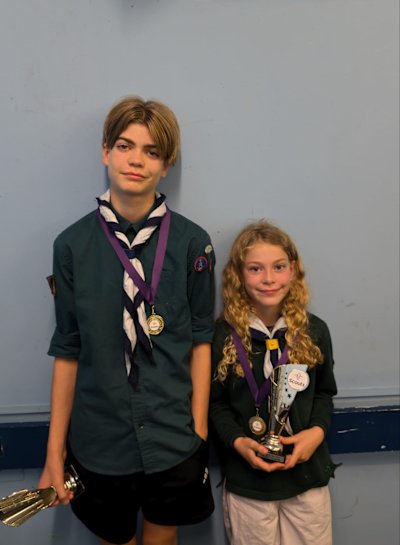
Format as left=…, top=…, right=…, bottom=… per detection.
left=0, top=1, right=398, bottom=544
left=0, top=452, right=399, bottom=545
left=0, top=1, right=398, bottom=417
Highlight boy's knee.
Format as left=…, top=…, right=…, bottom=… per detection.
left=142, top=522, right=178, bottom=545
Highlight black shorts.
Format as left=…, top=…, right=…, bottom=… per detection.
left=69, top=442, right=214, bottom=544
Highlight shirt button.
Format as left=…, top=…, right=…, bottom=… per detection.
left=138, top=424, right=144, bottom=430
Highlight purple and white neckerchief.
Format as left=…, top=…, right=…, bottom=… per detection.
left=96, top=189, right=170, bottom=388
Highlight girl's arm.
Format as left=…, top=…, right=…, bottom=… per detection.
left=281, top=318, right=337, bottom=469
left=209, top=326, right=248, bottom=447
left=38, top=357, right=78, bottom=504
left=279, top=426, right=325, bottom=469
left=308, top=318, right=337, bottom=433
left=190, top=342, right=211, bottom=441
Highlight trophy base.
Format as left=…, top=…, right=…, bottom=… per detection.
left=258, top=433, right=286, bottom=463
left=257, top=450, right=286, bottom=463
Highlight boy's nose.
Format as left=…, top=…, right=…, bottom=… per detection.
left=128, top=149, right=144, bottom=166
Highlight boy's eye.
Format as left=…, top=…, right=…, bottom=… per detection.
left=147, top=149, right=160, bottom=158
left=115, top=142, right=130, bottom=151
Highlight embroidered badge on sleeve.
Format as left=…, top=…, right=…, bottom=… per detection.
left=194, top=256, right=208, bottom=272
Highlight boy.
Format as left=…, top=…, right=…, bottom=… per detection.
left=39, top=96, right=215, bottom=545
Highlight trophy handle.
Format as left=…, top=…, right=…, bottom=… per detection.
left=64, top=464, right=84, bottom=497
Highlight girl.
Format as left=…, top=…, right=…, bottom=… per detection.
left=210, top=221, right=337, bottom=545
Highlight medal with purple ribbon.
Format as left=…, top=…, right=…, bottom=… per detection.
left=97, top=208, right=170, bottom=335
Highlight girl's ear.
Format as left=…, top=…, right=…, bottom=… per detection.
left=290, top=261, right=297, bottom=280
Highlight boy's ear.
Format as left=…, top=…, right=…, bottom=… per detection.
left=161, top=162, right=169, bottom=178
left=102, top=146, right=110, bottom=166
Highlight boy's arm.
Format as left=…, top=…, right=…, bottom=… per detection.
left=38, top=357, right=78, bottom=504
left=190, top=342, right=211, bottom=441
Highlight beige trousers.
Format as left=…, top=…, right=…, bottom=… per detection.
left=223, top=485, right=332, bottom=545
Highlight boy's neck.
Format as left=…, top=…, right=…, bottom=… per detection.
left=110, top=190, right=156, bottom=223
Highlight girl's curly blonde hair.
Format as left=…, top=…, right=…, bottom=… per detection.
left=216, top=220, right=322, bottom=382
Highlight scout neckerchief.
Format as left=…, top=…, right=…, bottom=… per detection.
left=249, top=315, right=287, bottom=378
left=231, top=317, right=289, bottom=436
left=96, top=189, right=170, bottom=388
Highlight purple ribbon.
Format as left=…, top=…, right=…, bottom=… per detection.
left=96, top=208, right=171, bottom=306
left=231, top=328, right=289, bottom=407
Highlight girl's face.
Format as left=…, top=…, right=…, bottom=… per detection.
left=242, top=242, right=295, bottom=324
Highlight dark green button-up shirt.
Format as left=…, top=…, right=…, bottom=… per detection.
left=48, top=206, right=215, bottom=475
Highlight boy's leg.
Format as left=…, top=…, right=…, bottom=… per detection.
left=141, top=441, right=214, bottom=531
left=97, top=518, right=176, bottom=545
left=100, top=539, right=137, bottom=545
left=69, top=454, right=141, bottom=545
left=142, top=520, right=178, bottom=545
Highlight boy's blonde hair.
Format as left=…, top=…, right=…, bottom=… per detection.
left=102, top=96, right=180, bottom=165
left=217, top=220, right=322, bottom=381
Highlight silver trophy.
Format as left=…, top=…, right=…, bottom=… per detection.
left=259, top=364, right=309, bottom=463
left=0, top=465, right=84, bottom=527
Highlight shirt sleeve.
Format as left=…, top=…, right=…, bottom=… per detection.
left=47, top=236, right=81, bottom=358
left=186, top=232, right=215, bottom=344
left=308, top=319, right=337, bottom=435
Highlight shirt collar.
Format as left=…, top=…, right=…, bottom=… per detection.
left=110, top=199, right=159, bottom=236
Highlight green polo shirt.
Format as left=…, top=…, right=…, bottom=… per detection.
left=48, top=205, right=215, bottom=475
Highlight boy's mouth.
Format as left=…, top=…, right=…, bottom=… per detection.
left=123, top=172, right=146, bottom=180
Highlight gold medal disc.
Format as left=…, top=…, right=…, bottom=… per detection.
left=249, top=415, right=267, bottom=436
left=147, top=313, right=165, bottom=335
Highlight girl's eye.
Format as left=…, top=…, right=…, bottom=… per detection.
left=248, top=266, right=261, bottom=272
left=274, top=263, right=287, bottom=271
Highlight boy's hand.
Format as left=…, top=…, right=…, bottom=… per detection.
left=233, top=436, right=285, bottom=473
left=195, top=425, right=208, bottom=442
left=279, top=426, right=325, bottom=470
left=38, top=453, right=73, bottom=506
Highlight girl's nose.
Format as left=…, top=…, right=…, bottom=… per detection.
left=262, top=269, right=275, bottom=284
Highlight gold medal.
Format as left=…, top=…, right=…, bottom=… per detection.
left=147, top=306, right=164, bottom=335
left=249, top=412, right=267, bottom=436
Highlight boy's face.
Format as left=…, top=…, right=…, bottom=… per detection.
left=102, top=123, right=168, bottom=200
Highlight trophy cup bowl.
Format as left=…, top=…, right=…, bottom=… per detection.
left=0, top=465, right=84, bottom=527
left=258, top=364, right=309, bottom=463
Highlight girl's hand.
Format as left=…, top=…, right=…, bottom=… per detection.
left=38, top=452, right=73, bottom=506
left=233, top=436, right=285, bottom=473
left=279, top=426, right=325, bottom=470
